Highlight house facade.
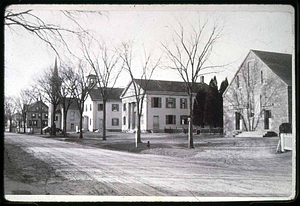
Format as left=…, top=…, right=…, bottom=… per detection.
left=25, top=101, right=49, bottom=133
left=121, top=79, right=208, bottom=133
left=223, top=50, right=292, bottom=136
left=83, top=87, right=124, bottom=132
left=49, top=100, right=81, bottom=132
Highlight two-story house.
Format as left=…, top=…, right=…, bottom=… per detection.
left=83, top=87, right=124, bottom=132
left=120, top=79, right=208, bottom=133
left=223, top=50, right=292, bottom=137
left=25, top=101, right=49, bottom=133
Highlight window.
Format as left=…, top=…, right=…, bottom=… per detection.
left=123, top=116, right=126, bottom=125
left=55, top=116, right=58, bottom=121
left=180, top=98, right=187, bottom=109
left=123, top=103, right=126, bottom=111
left=42, top=120, right=48, bottom=127
left=44, top=113, right=48, bottom=118
left=38, top=114, right=41, bottom=118
left=166, top=98, right=176, bottom=108
left=71, top=123, right=75, bottom=130
left=86, top=104, right=88, bottom=112
left=90, top=104, right=92, bottom=111
left=112, top=118, right=119, bottom=126
left=247, top=62, right=254, bottom=86
left=32, top=113, right=36, bottom=118
left=98, top=104, right=103, bottom=111
left=32, top=120, right=38, bottom=126
left=90, top=118, right=92, bottom=125
left=70, top=111, right=75, bottom=121
left=236, top=75, right=240, bottom=88
left=261, top=70, right=264, bottom=84
left=166, top=115, right=176, bottom=125
left=151, top=97, right=162, bottom=108
left=112, top=104, right=119, bottom=112
left=28, top=120, right=32, bottom=127
left=180, top=115, right=188, bottom=125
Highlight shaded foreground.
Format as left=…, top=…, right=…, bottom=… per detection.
left=4, top=132, right=293, bottom=199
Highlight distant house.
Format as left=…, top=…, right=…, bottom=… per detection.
left=49, top=99, right=81, bottom=132
left=83, top=87, right=124, bottom=132
left=223, top=50, right=292, bottom=136
left=120, top=78, right=208, bottom=133
left=25, top=101, right=49, bottom=133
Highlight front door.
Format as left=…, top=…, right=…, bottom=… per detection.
left=235, top=112, right=241, bottom=130
left=153, top=116, right=159, bottom=131
left=264, top=110, right=271, bottom=130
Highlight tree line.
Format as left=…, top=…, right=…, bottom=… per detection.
left=4, top=8, right=229, bottom=149
left=193, top=76, right=228, bottom=128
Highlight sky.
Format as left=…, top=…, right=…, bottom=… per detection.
left=4, top=4, right=294, bottom=97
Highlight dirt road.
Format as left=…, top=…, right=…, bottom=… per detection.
left=4, top=133, right=293, bottom=199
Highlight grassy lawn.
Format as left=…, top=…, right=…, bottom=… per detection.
left=38, top=131, right=282, bottom=160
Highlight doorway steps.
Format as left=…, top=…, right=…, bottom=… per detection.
left=235, top=131, right=268, bottom=138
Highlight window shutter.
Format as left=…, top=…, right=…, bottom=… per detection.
left=151, top=97, right=154, bottom=108
left=173, top=115, right=176, bottom=124
left=159, top=98, right=161, bottom=108
left=166, top=98, right=168, bottom=108
left=166, top=115, right=168, bottom=124
left=173, top=98, right=176, bottom=108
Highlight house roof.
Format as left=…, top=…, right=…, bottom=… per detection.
left=26, top=101, right=48, bottom=112
left=252, top=50, right=292, bottom=86
left=89, top=87, right=124, bottom=101
left=123, top=79, right=208, bottom=96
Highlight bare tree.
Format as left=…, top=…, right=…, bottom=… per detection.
left=59, top=65, right=77, bottom=137
left=4, top=8, right=102, bottom=59
left=80, top=39, right=123, bottom=140
left=14, top=89, right=35, bottom=133
left=4, top=96, right=17, bottom=132
left=119, top=42, right=161, bottom=147
left=64, top=62, right=95, bottom=139
left=36, top=66, right=61, bottom=135
left=161, top=19, right=224, bottom=149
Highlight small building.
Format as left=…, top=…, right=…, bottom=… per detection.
left=50, top=99, right=81, bottom=132
left=83, top=87, right=124, bottom=132
left=25, top=101, right=49, bottom=133
left=120, top=78, right=208, bottom=133
left=223, top=50, right=292, bottom=136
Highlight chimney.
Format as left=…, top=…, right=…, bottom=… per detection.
left=200, top=76, right=204, bottom=83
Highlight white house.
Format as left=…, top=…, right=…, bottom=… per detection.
left=48, top=99, right=81, bottom=132
left=83, top=87, right=124, bottom=132
left=120, top=79, right=208, bottom=133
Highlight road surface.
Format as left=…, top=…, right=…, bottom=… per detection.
left=4, top=133, right=294, bottom=199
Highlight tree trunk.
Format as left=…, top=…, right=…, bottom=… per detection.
left=188, top=94, right=194, bottom=149
left=40, top=112, right=43, bottom=135
left=63, top=110, right=67, bottom=137
left=102, top=100, right=107, bottom=140
left=79, top=109, right=83, bottom=139
left=9, top=119, right=12, bottom=132
left=135, top=114, right=142, bottom=147
left=23, top=113, right=26, bottom=133
left=52, top=105, right=57, bottom=136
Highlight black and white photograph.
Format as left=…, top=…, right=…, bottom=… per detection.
left=3, top=4, right=296, bottom=202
